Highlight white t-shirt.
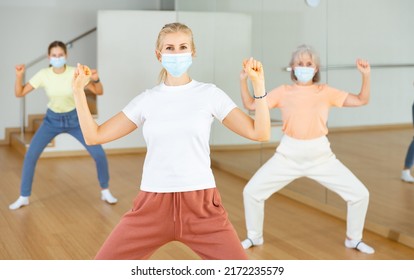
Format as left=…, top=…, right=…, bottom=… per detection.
left=122, top=80, right=237, bottom=193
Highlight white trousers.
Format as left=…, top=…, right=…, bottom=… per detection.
left=243, top=135, right=370, bottom=241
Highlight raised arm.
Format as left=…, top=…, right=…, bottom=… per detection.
left=222, top=58, right=270, bottom=142
left=85, top=68, right=104, bottom=95
left=240, top=68, right=256, bottom=110
left=14, top=64, right=34, bottom=97
left=72, top=63, right=137, bottom=145
left=343, top=59, right=371, bottom=107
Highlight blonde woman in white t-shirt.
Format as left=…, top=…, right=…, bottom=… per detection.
left=72, top=22, right=270, bottom=260
left=10, top=41, right=117, bottom=210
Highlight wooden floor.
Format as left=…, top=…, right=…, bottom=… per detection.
left=1, top=127, right=414, bottom=260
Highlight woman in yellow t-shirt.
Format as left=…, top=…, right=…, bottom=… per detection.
left=240, top=44, right=374, bottom=254
left=10, top=40, right=117, bottom=210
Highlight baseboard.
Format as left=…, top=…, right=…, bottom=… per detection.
left=211, top=142, right=278, bottom=152
left=38, top=147, right=147, bottom=158
left=329, top=123, right=412, bottom=133
left=1, top=122, right=412, bottom=147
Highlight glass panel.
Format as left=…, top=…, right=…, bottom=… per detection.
left=325, top=0, right=414, bottom=238
left=176, top=0, right=414, bottom=241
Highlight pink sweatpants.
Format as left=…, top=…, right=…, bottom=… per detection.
left=95, top=188, right=248, bottom=260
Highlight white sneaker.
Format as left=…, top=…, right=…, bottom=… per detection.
left=9, top=196, right=30, bottom=210
left=101, top=189, right=118, bottom=204
left=345, top=239, right=375, bottom=254
left=401, top=170, right=414, bottom=183
left=241, top=237, right=264, bottom=249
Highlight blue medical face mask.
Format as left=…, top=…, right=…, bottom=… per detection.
left=161, top=53, right=192, bottom=78
left=49, top=57, right=67, bottom=68
left=294, top=66, right=315, bottom=83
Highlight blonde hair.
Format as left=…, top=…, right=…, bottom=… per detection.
left=289, top=44, right=321, bottom=83
left=156, top=22, right=196, bottom=83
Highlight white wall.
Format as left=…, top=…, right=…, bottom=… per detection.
left=97, top=10, right=253, bottom=149
left=0, top=0, right=164, bottom=150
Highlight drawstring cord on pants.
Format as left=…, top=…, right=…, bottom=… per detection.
left=173, top=192, right=183, bottom=238
left=61, top=114, right=71, bottom=128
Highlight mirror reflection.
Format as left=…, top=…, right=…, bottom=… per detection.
left=177, top=0, right=414, bottom=248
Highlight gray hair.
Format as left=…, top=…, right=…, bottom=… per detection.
left=289, top=44, right=321, bottom=83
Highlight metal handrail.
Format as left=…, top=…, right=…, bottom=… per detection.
left=20, top=27, right=97, bottom=138
left=284, top=63, right=414, bottom=72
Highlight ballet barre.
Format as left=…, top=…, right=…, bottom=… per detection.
left=284, top=63, right=414, bottom=71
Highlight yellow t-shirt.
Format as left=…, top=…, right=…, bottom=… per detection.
left=267, top=84, right=348, bottom=140
left=29, top=66, right=76, bottom=113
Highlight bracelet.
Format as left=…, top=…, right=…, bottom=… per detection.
left=253, top=92, right=267, bottom=99
left=93, top=78, right=100, bottom=83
